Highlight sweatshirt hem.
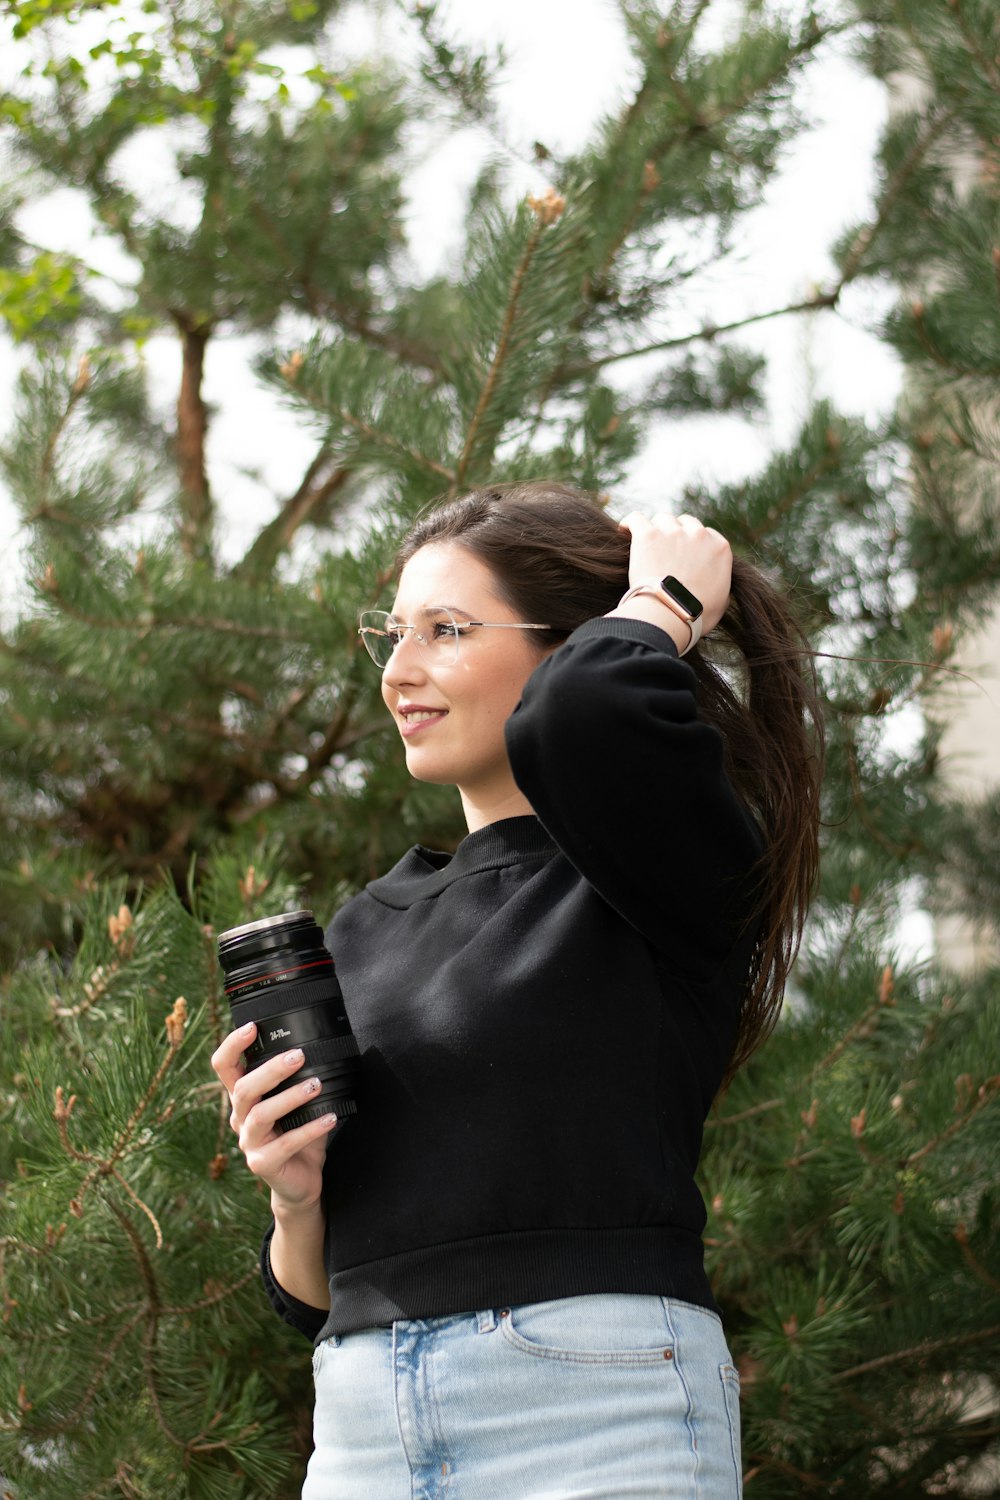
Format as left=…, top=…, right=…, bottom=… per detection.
left=316, top=1226, right=717, bottom=1341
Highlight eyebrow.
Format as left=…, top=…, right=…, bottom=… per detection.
left=388, top=603, right=475, bottom=619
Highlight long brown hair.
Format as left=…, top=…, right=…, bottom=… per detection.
left=397, top=480, right=824, bottom=1081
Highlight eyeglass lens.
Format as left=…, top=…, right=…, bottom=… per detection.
left=359, top=607, right=463, bottom=667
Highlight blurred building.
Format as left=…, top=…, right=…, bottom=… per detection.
left=936, top=608, right=1000, bottom=970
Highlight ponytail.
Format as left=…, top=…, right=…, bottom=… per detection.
left=686, top=557, right=824, bottom=1080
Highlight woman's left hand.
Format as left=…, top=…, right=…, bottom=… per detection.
left=618, top=511, right=732, bottom=637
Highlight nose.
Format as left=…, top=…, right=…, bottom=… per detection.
left=381, top=628, right=426, bottom=691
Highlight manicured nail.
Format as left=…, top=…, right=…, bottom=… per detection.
left=303, top=1077, right=321, bottom=1094
left=284, top=1048, right=304, bottom=1067
left=240, top=1022, right=255, bottom=1036
left=322, top=1114, right=338, bottom=1129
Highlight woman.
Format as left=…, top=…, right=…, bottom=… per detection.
left=212, top=481, right=822, bottom=1499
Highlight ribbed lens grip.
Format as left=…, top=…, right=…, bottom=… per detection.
left=303, top=1035, right=361, bottom=1065
left=282, top=1096, right=359, bottom=1131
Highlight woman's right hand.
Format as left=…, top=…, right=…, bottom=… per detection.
left=211, top=1023, right=338, bottom=1213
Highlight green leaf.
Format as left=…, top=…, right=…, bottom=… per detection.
left=0, top=254, right=82, bottom=341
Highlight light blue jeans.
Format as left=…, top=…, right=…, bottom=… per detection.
left=302, top=1294, right=742, bottom=1498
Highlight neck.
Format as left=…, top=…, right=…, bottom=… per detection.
left=460, top=784, right=536, bottom=833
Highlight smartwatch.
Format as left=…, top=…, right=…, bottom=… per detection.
left=617, top=575, right=704, bottom=655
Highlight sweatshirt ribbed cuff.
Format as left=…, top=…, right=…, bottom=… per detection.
left=260, top=1221, right=329, bottom=1343
left=566, top=616, right=682, bottom=658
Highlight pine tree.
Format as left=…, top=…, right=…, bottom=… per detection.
left=0, top=0, right=998, bottom=1495
left=700, top=0, right=1000, bottom=1490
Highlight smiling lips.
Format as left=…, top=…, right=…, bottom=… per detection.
left=398, top=705, right=448, bottom=737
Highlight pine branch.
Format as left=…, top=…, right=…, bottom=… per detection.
left=290, top=681, right=359, bottom=776
left=454, top=198, right=557, bottom=489
left=235, top=451, right=352, bottom=576
left=160, top=1263, right=260, bottom=1317
left=845, top=733, right=922, bottom=859
left=899, top=0, right=1000, bottom=96
left=743, top=1452, right=828, bottom=1491
left=200, top=923, right=229, bottom=1061
left=699, top=18, right=853, bottom=134
left=524, top=16, right=851, bottom=427
left=104, top=1197, right=189, bottom=1451
left=228, top=714, right=387, bottom=824
left=51, top=956, right=122, bottom=1021
left=735, top=436, right=846, bottom=547
left=263, top=677, right=323, bottom=741
left=904, top=1075, right=1000, bottom=1167
left=113, top=1187, right=262, bottom=1459
left=839, top=105, right=959, bottom=284
left=659, top=52, right=705, bottom=130
left=910, top=301, right=1000, bottom=379
left=229, top=678, right=371, bottom=822
left=955, top=1221, right=1000, bottom=1297
left=57, top=997, right=188, bottom=1236
left=37, top=572, right=307, bottom=640
left=26, top=356, right=92, bottom=523
left=709, top=969, right=900, bottom=1133
left=575, top=99, right=961, bottom=385
left=110, top=1169, right=164, bottom=1250
left=19, top=1298, right=146, bottom=1336
left=806, top=964, right=898, bottom=1084
left=597, top=159, right=664, bottom=291
left=301, top=283, right=447, bottom=375
left=526, top=161, right=661, bottom=434
left=80, top=1460, right=145, bottom=1500
left=577, top=290, right=841, bottom=377
left=143, top=704, right=302, bottom=756
left=284, top=369, right=457, bottom=482
left=830, top=897, right=865, bottom=980
left=224, top=147, right=445, bottom=375
left=526, top=19, right=733, bottom=432
left=38, top=1307, right=146, bottom=1435
left=831, top=1322, right=1000, bottom=1382
left=948, top=0, right=1000, bottom=91
left=18, top=1199, right=272, bottom=1461
left=705, top=1097, right=784, bottom=1128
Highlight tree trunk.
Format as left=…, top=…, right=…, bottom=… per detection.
left=175, top=312, right=213, bottom=561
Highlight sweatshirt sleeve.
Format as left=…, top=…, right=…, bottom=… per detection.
left=505, top=615, right=764, bottom=974
left=259, top=1221, right=329, bottom=1344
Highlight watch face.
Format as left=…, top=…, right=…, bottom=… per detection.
left=661, top=575, right=704, bottom=621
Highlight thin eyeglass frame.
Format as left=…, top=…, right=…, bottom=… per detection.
left=358, top=605, right=553, bottom=669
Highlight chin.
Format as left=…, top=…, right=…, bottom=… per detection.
left=403, top=750, right=456, bottom=786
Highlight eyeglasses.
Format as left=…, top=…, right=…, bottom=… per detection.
left=358, top=605, right=553, bottom=669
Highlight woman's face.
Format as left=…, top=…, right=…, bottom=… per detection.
left=381, top=542, right=549, bottom=816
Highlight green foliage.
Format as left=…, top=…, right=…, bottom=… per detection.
left=0, top=252, right=83, bottom=339
left=0, top=0, right=998, bottom=1492
left=404, top=0, right=504, bottom=122
left=702, top=952, right=1000, bottom=1493
left=0, top=861, right=314, bottom=1498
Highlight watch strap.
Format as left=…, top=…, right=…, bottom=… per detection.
left=617, top=579, right=704, bottom=656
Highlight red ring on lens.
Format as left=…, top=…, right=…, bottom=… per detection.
left=223, top=957, right=334, bottom=995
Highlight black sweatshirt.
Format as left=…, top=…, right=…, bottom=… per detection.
left=261, top=617, right=764, bottom=1342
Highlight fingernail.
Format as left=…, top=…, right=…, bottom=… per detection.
left=303, top=1077, right=321, bottom=1094
left=240, top=1022, right=255, bottom=1037
left=285, top=1048, right=304, bottom=1067
left=322, top=1114, right=338, bottom=1129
